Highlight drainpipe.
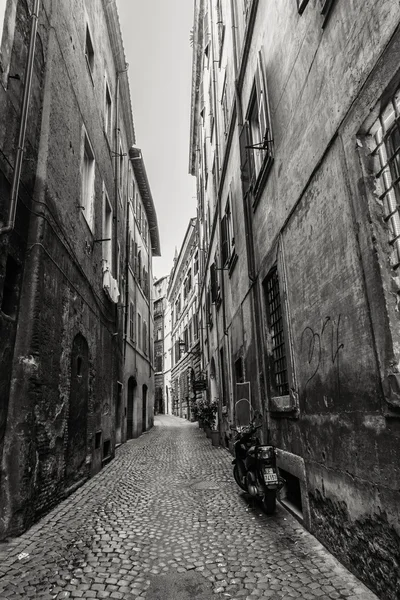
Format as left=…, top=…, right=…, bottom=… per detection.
left=231, top=0, right=269, bottom=437
left=123, top=196, right=130, bottom=362
left=0, top=0, right=40, bottom=235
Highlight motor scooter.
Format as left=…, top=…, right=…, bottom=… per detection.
left=231, top=399, right=284, bottom=514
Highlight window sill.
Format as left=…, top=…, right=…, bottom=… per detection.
left=270, top=393, right=299, bottom=417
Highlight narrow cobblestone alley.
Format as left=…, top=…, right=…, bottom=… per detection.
left=0, top=416, right=378, bottom=600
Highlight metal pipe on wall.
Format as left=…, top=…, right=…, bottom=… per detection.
left=0, top=0, right=40, bottom=236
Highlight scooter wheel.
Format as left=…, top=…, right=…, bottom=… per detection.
left=233, top=464, right=248, bottom=492
left=262, top=491, right=276, bottom=514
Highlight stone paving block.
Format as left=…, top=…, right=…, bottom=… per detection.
left=0, top=416, right=381, bottom=600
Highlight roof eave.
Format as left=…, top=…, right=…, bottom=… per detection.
left=129, top=146, right=161, bottom=257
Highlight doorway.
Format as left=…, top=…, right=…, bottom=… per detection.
left=116, top=382, right=123, bottom=445
left=66, top=334, right=89, bottom=486
left=127, top=377, right=136, bottom=440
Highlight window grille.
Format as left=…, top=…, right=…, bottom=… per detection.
left=265, top=268, right=289, bottom=396
left=369, top=91, right=400, bottom=269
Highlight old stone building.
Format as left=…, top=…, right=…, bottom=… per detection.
left=153, top=275, right=169, bottom=415
left=167, top=218, right=202, bottom=420
left=0, top=0, right=159, bottom=540
left=189, top=0, right=400, bottom=597
left=124, top=146, right=160, bottom=441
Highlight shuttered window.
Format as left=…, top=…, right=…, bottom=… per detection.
left=242, top=50, right=274, bottom=198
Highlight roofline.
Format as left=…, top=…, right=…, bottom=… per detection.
left=129, top=146, right=161, bottom=257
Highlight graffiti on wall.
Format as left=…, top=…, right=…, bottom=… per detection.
left=300, top=315, right=344, bottom=395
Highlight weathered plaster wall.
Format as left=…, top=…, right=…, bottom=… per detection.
left=0, top=0, right=130, bottom=539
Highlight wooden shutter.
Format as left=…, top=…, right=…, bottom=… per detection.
left=221, top=215, right=229, bottom=265
left=239, top=123, right=254, bottom=193
left=256, top=50, right=273, bottom=154
left=210, top=262, right=218, bottom=302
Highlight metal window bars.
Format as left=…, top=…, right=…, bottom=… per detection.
left=370, top=91, right=400, bottom=269
left=266, top=269, right=289, bottom=397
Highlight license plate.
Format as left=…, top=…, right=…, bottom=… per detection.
left=264, top=468, right=278, bottom=483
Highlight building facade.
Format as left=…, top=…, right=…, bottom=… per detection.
left=153, top=275, right=169, bottom=415
left=124, top=146, right=160, bottom=441
left=189, top=0, right=400, bottom=597
left=0, top=0, right=159, bottom=540
left=167, top=219, right=201, bottom=421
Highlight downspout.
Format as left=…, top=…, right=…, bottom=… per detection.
left=114, top=75, right=120, bottom=305
left=123, top=197, right=130, bottom=361
left=232, top=0, right=269, bottom=437
left=0, top=0, right=40, bottom=235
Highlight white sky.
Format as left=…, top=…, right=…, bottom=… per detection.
left=117, top=0, right=196, bottom=281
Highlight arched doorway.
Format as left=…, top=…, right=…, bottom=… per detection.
left=127, top=377, right=136, bottom=440
left=66, top=334, right=89, bottom=486
left=142, top=385, right=147, bottom=432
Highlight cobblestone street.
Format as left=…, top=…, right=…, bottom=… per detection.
left=0, top=416, right=378, bottom=600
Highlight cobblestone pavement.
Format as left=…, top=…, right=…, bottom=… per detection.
left=0, top=415, right=378, bottom=600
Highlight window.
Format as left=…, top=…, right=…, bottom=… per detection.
left=0, top=0, right=7, bottom=48
left=157, top=327, right=162, bottom=341
left=102, top=187, right=112, bottom=269
left=85, top=25, right=94, bottom=75
left=235, top=357, right=244, bottom=383
left=194, top=252, right=199, bottom=275
left=244, top=0, right=252, bottom=20
left=183, top=327, right=189, bottom=352
left=221, top=78, right=229, bottom=136
left=137, top=313, right=142, bottom=349
left=297, top=0, right=310, bottom=13
left=203, top=10, right=210, bottom=56
left=175, top=296, right=181, bottom=319
left=119, top=143, right=124, bottom=190
left=129, top=302, right=135, bottom=340
left=105, top=80, right=112, bottom=139
left=320, top=0, right=336, bottom=24
left=209, top=79, right=214, bottom=141
left=1, top=254, right=20, bottom=319
left=137, top=250, right=142, bottom=283
left=369, top=91, right=400, bottom=269
left=264, top=268, right=289, bottom=397
left=143, top=321, right=148, bottom=355
left=184, top=269, right=192, bottom=299
left=155, top=349, right=163, bottom=372
left=216, top=0, right=225, bottom=56
left=0, top=0, right=17, bottom=88
left=247, top=52, right=273, bottom=179
left=82, top=133, right=95, bottom=231
left=203, top=140, right=208, bottom=186
left=221, top=196, right=235, bottom=266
